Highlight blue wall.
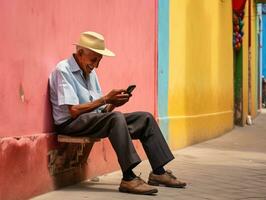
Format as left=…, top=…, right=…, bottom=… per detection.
left=262, top=5, right=266, bottom=77
left=158, top=0, right=169, bottom=139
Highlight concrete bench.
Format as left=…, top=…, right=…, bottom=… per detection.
left=57, top=135, right=101, bottom=144
left=48, top=135, right=101, bottom=177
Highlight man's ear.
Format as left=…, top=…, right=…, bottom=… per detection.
left=78, top=49, right=83, bottom=56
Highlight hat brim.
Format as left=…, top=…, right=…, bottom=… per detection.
left=73, top=43, right=115, bottom=57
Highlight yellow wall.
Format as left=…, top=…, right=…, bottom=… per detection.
left=251, top=0, right=258, bottom=117
left=242, top=0, right=259, bottom=125
left=242, top=4, right=249, bottom=124
left=168, top=0, right=234, bottom=149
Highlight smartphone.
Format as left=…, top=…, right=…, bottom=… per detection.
left=126, top=85, right=136, bottom=94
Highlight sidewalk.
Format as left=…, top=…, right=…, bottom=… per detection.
left=32, top=110, right=266, bottom=200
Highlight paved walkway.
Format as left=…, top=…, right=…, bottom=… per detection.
left=32, top=110, right=266, bottom=200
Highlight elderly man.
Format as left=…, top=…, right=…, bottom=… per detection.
left=49, top=31, right=186, bottom=195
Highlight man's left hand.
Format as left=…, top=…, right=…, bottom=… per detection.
left=112, top=93, right=131, bottom=107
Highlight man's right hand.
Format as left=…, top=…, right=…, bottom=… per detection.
left=105, top=89, right=130, bottom=106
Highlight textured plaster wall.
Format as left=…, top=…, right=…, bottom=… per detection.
left=242, top=0, right=260, bottom=125
left=167, top=0, right=234, bottom=148
left=0, top=0, right=156, bottom=200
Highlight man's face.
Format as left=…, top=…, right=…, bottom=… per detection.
left=78, top=49, right=103, bottom=75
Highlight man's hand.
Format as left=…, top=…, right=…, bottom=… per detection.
left=104, top=89, right=130, bottom=107
left=68, top=89, right=131, bottom=118
left=111, top=94, right=129, bottom=107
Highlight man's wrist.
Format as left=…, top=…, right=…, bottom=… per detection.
left=102, top=96, right=107, bottom=105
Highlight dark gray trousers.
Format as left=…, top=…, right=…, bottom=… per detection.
left=56, top=111, right=174, bottom=172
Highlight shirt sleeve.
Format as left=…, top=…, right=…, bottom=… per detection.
left=94, top=71, right=103, bottom=96
left=55, top=70, right=79, bottom=106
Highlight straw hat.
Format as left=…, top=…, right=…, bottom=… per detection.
left=74, top=31, right=115, bottom=57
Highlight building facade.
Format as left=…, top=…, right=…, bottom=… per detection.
left=0, top=0, right=262, bottom=200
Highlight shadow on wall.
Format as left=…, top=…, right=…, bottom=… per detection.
left=43, top=80, right=54, bottom=133
left=48, top=141, right=95, bottom=189
left=44, top=79, right=94, bottom=188
left=217, top=1, right=234, bottom=123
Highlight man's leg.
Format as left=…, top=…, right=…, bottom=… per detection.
left=124, top=111, right=186, bottom=188
left=57, top=111, right=141, bottom=172
left=124, top=111, right=174, bottom=171
left=57, top=111, right=158, bottom=194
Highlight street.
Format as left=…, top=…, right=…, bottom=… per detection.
left=32, top=110, right=266, bottom=200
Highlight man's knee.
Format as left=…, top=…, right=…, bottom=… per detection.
left=110, top=111, right=125, bottom=123
left=136, top=111, right=156, bottom=121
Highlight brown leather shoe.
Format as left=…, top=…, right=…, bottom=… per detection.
left=119, top=177, right=158, bottom=195
left=148, top=170, right=187, bottom=188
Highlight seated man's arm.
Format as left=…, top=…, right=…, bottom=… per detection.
left=68, top=97, right=106, bottom=118
left=68, top=89, right=130, bottom=118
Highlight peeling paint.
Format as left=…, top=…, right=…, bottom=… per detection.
left=48, top=143, right=93, bottom=176
left=19, top=84, right=25, bottom=103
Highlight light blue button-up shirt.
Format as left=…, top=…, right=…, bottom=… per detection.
left=49, top=55, right=105, bottom=125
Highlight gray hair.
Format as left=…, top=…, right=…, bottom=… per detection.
left=76, top=45, right=91, bottom=54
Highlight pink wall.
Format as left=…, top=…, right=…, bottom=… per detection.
left=0, top=0, right=156, bottom=137
left=0, top=0, right=157, bottom=199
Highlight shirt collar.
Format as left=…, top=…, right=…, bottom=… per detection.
left=68, top=54, right=81, bottom=72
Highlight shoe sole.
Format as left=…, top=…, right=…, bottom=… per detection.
left=148, top=180, right=187, bottom=188
left=119, top=187, right=158, bottom=195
